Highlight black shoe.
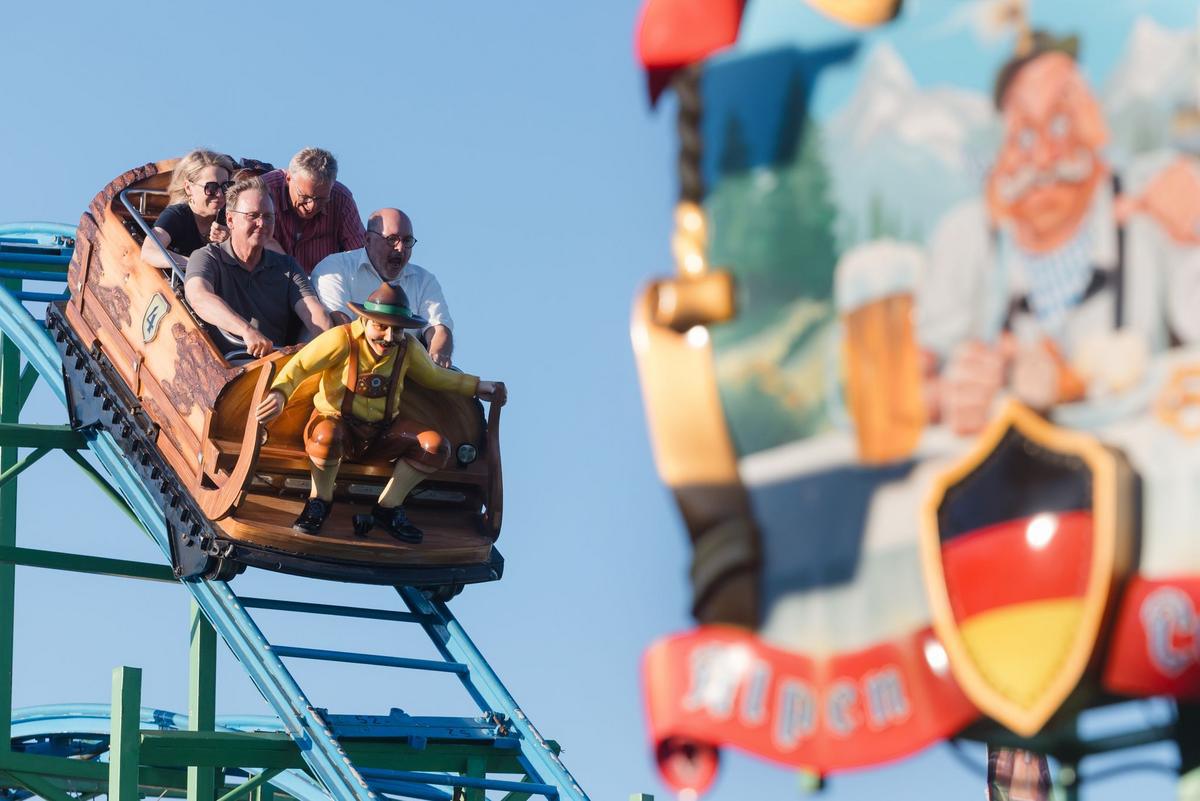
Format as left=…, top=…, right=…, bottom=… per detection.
left=293, top=498, right=333, bottom=534
left=372, top=504, right=423, bottom=544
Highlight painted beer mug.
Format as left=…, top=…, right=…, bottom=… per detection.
left=834, top=240, right=927, bottom=464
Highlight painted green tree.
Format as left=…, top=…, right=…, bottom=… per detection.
left=708, top=74, right=839, bottom=311
left=705, top=73, right=842, bottom=454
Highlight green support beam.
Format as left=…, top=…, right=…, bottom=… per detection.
left=3, top=770, right=78, bottom=801
left=214, top=768, right=281, bottom=801
left=0, top=750, right=188, bottom=790
left=0, top=544, right=176, bottom=582
left=252, top=782, right=275, bottom=801
left=0, top=446, right=49, bottom=490
left=110, top=666, right=143, bottom=801
left=139, top=729, right=534, bottom=774
left=0, top=329, right=20, bottom=758
left=189, top=602, right=218, bottom=801
left=0, top=422, right=84, bottom=450
left=65, top=449, right=146, bottom=531
left=140, top=731, right=302, bottom=770
left=0, top=750, right=108, bottom=781
left=16, top=362, right=38, bottom=411
left=499, top=788, right=533, bottom=801
left=464, top=755, right=486, bottom=801
left=0, top=257, right=70, bottom=275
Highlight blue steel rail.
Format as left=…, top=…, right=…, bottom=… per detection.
left=0, top=224, right=591, bottom=801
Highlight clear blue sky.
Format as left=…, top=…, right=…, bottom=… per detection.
left=0, top=2, right=1183, bottom=799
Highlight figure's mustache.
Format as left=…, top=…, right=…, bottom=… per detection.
left=996, top=149, right=1094, bottom=205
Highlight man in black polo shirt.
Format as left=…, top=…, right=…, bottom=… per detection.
left=185, top=177, right=333, bottom=357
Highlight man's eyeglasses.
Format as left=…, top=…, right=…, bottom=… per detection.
left=227, top=210, right=277, bottom=224
left=295, top=192, right=333, bottom=208
left=370, top=231, right=418, bottom=250
left=194, top=180, right=234, bottom=199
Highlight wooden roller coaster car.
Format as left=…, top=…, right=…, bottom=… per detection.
left=48, top=160, right=504, bottom=593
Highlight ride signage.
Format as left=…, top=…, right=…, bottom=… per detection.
left=1104, top=577, right=1200, bottom=699
left=643, top=625, right=977, bottom=788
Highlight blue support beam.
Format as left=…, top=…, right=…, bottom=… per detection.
left=362, top=768, right=558, bottom=798
left=0, top=269, right=68, bottom=283
left=273, top=645, right=469, bottom=675
left=400, top=588, right=592, bottom=801
left=238, top=597, right=429, bottom=624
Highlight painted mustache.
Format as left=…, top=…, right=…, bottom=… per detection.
left=996, top=149, right=1095, bottom=205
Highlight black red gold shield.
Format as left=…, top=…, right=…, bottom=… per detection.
left=920, top=401, right=1135, bottom=736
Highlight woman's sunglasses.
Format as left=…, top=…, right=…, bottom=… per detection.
left=195, top=180, right=235, bottom=199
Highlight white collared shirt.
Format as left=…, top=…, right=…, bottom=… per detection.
left=310, top=248, right=454, bottom=333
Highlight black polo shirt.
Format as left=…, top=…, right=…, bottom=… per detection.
left=185, top=241, right=315, bottom=352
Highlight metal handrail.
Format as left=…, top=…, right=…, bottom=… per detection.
left=116, top=190, right=251, bottom=363
left=126, top=188, right=169, bottom=215
left=118, top=189, right=186, bottom=287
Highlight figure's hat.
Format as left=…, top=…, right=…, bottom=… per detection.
left=348, top=282, right=426, bottom=329
left=989, top=1, right=1079, bottom=110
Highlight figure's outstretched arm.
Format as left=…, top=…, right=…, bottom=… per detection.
left=405, top=333, right=479, bottom=397
left=475, top=381, right=507, bottom=406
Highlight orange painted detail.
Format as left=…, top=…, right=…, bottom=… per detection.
left=643, top=626, right=977, bottom=778
left=941, top=510, right=1093, bottom=622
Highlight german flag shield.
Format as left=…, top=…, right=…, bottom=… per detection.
left=920, top=402, right=1135, bottom=736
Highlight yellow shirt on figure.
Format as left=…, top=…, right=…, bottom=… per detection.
left=270, top=320, right=479, bottom=423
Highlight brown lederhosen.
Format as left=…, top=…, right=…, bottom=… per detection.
left=302, top=328, right=451, bottom=469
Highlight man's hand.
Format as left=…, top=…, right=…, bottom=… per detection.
left=243, top=328, right=274, bottom=358
left=256, top=389, right=287, bottom=424
left=426, top=325, right=454, bottom=369
left=430, top=345, right=452, bottom=369
left=476, top=381, right=507, bottom=406
left=1116, top=157, right=1200, bottom=246
left=1011, top=341, right=1060, bottom=411
left=940, top=337, right=1012, bottom=435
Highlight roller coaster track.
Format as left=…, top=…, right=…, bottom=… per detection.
left=7, top=705, right=329, bottom=801
left=0, top=226, right=591, bottom=801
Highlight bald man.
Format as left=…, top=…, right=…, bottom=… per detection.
left=310, top=208, right=455, bottom=367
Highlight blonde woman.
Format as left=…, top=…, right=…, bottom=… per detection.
left=141, top=150, right=236, bottom=271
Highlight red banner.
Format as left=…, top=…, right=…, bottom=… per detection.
left=643, top=626, right=979, bottom=778
left=1104, top=576, right=1200, bottom=699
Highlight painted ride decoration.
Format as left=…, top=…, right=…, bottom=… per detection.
left=53, top=159, right=506, bottom=593
left=632, top=0, right=1200, bottom=794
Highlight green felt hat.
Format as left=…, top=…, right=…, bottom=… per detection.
left=347, top=282, right=427, bottom=329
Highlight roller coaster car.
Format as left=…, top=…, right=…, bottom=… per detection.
left=48, top=160, right=504, bottom=594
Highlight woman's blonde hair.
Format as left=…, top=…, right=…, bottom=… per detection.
left=167, top=150, right=237, bottom=204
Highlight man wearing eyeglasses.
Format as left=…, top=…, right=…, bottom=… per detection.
left=310, top=208, right=456, bottom=367
left=185, top=177, right=333, bottom=358
left=261, top=147, right=367, bottom=273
